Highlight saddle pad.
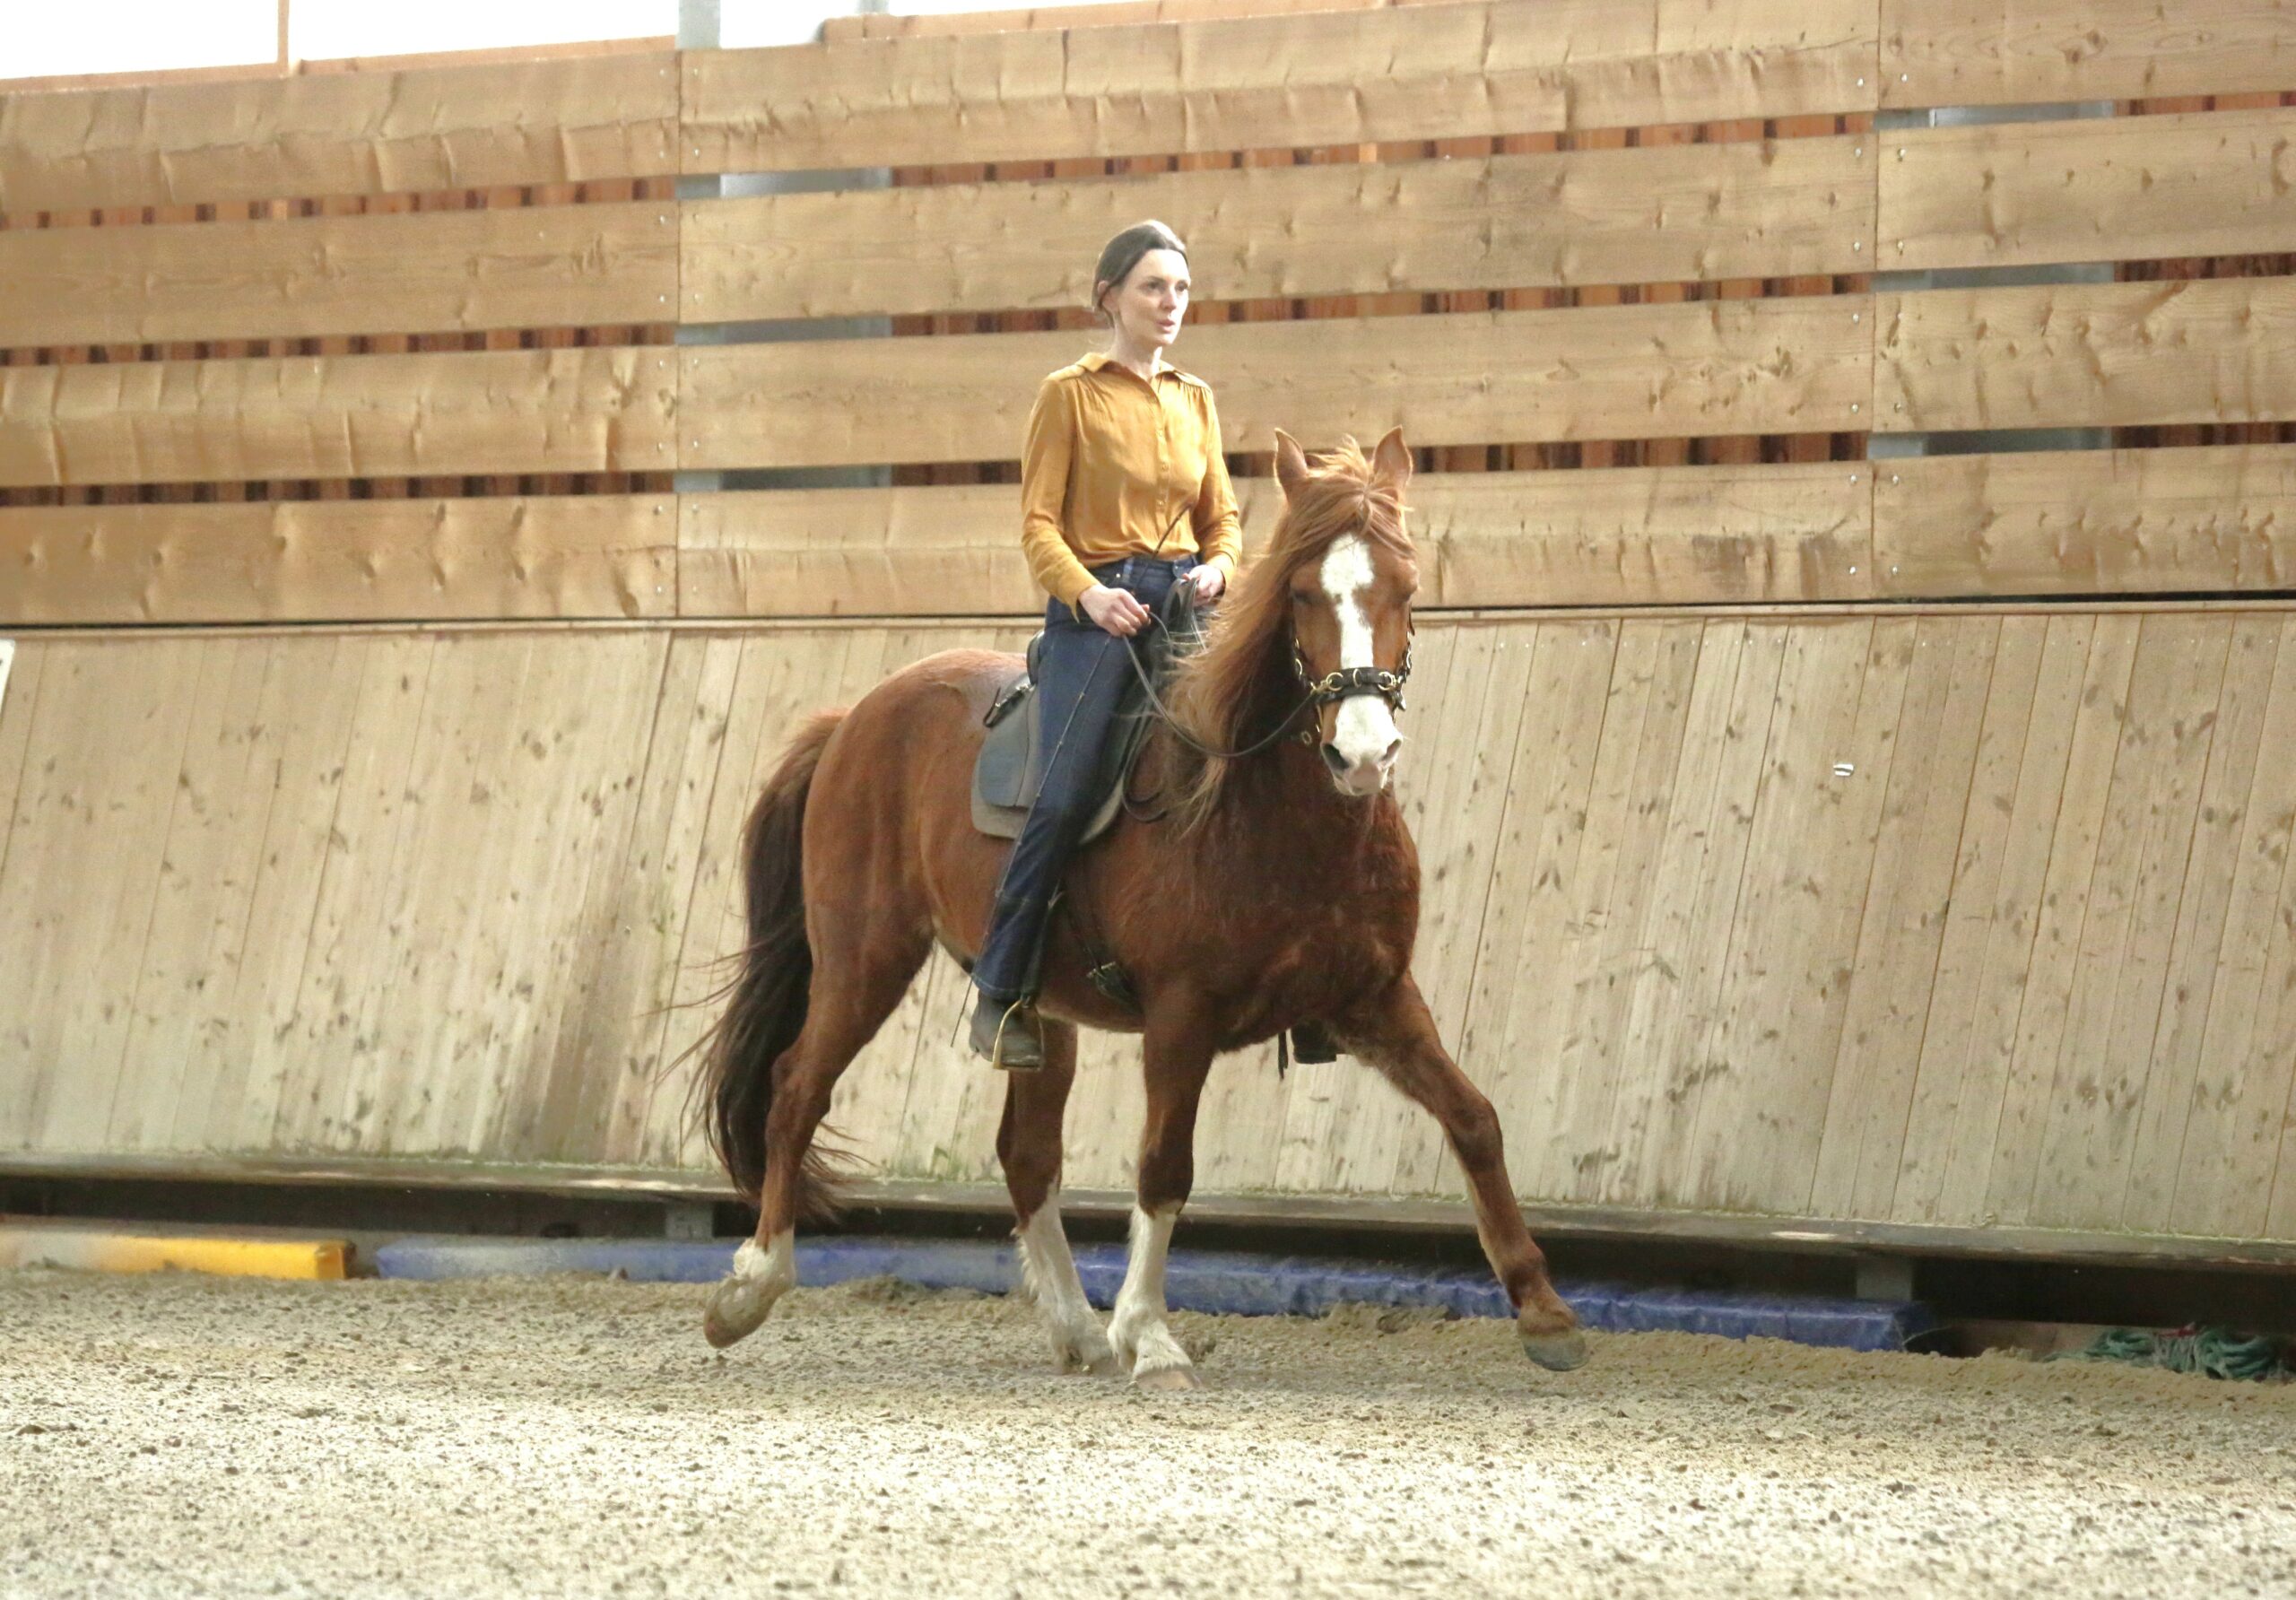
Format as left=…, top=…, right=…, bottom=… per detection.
left=970, top=660, right=1150, bottom=845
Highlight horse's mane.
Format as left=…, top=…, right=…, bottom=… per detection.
left=1164, top=438, right=1413, bottom=834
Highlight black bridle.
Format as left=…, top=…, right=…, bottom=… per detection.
left=1289, top=633, right=1413, bottom=727
left=1120, top=606, right=1416, bottom=763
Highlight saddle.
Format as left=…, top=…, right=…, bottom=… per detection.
left=970, top=582, right=1205, bottom=843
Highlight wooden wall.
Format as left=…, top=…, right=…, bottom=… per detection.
left=7, top=0, right=2296, bottom=1256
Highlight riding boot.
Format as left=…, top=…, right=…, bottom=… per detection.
left=969, top=990, right=1045, bottom=1071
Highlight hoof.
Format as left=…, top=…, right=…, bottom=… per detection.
left=1520, top=1327, right=1590, bottom=1372
left=702, top=1274, right=778, bottom=1350
left=1134, top=1363, right=1201, bottom=1392
left=1055, top=1342, right=1124, bottom=1378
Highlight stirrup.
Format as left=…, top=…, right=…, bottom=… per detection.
left=970, top=993, right=1044, bottom=1071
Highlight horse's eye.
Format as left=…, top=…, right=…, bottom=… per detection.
left=1291, top=591, right=1311, bottom=607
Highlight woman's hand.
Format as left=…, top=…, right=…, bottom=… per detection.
left=1079, top=583, right=1152, bottom=637
left=1187, top=564, right=1226, bottom=604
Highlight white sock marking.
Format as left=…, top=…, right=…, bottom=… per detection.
left=1109, top=1204, right=1192, bottom=1378
left=1017, top=1191, right=1113, bottom=1370
left=1318, top=533, right=1401, bottom=782
left=732, top=1231, right=796, bottom=1297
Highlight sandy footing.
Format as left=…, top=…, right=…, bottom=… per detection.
left=3, top=1268, right=2292, bottom=1598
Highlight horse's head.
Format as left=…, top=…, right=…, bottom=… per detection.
left=1272, top=427, right=1419, bottom=798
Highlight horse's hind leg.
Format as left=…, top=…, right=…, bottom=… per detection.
left=704, top=922, right=930, bottom=1348
left=998, top=1021, right=1118, bottom=1376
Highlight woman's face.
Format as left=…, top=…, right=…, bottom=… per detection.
left=1101, top=248, right=1190, bottom=352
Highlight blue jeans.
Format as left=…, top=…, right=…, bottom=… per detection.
left=973, top=555, right=1197, bottom=1004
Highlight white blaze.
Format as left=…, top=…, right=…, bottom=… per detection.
left=1319, top=534, right=1402, bottom=780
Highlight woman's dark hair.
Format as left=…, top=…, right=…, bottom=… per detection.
left=1091, top=220, right=1188, bottom=324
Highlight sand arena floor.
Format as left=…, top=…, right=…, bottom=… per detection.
left=2, top=1266, right=2293, bottom=1599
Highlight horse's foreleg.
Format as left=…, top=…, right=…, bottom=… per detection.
left=1336, top=977, right=1588, bottom=1373
left=998, top=1021, right=1118, bottom=1376
left=1109, top=1021, right=1216, bottom=1390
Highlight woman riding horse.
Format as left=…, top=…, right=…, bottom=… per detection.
left=969, top=220, right=1238, bottom=1070
left=694, top=227, right=1587, bottom=1387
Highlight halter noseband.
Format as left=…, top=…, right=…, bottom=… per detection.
left=1291, top=632, right=1414, bottom=714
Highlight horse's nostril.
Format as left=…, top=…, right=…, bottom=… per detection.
left=1320, top=743, right=1349, bottom=778
left=1380, top=737, right=1403, bottom=768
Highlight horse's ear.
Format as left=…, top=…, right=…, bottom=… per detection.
left=1370, top=426, right=1413, bottom=492
left=1273, top=429, right=1312, bottom=501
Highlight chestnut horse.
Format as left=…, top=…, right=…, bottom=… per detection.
left=697, top=427, right=1586, bottom=1385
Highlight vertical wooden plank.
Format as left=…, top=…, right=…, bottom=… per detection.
left=1517, top=620, right=1701, bottom=1199
left=1436, top=618, right=1619, bottom=1199
left=516, top=631, right=680, bottom=1162
left=187, top=635, right=370, bottom=1154
left=353, top=633, right=541, bottom=1155
left=1602, top=620, right=1787, bottom=1206
left=468, top=632, right=670, bottom=1161
left=2125, top=617, right=2279, bottom=1227
left=2170, top=619, right=2296, bottom=1237
left=108, top=639, right=275, bottom=1150
left=1913, top=616, right=2097, bottom=1225
left=605, top=632, right=750, bottom=1167
left=1809, top=618, right=1997, bottom=1219
left=0, top=642, right=50, bottom=1144
left=439, top=632, right=613, bottom=1155
left=17, top=641, right=204, bottom=1153
left=0, top=641, right=48, bottom=916
left=1689, top=619, right=1885, bottom=1213
left=1982, top=615, right=2144, bottom=1227
left=260, top=635, right=439, bottom=1152
left=1886, top=616, right=2048, bottom=1222
left=2031, top=616, right=2230, bottom=1228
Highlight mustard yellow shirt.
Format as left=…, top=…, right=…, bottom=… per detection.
left=1019, top=352, right=1244, bottom=609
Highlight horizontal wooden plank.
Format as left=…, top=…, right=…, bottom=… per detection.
left=1883, top=0, right=2296, bottom=108
left=679, top=463, right=1874, bottom=615
left=683, top=296, right=1874, bottom=470
left=0, top=51, right=679, bottom=213
left=1412, top=461, right=1874, bottom=606
left=821, top=0, right=1395, bottom=40
left=0, top=202, right=676, bottom=349
left=1875, top=445, right=2296, bottom=598
left=1876, top=276, right=2296, bottom=434
left=0, top=348, right=676, bottom=488
left=0, top=497, right=676, bottom=623
left=686, top=135, right=1875, bottom=322
left=686, top=0, right=1880, bottom=174
left=679, top=485, right=1042, bottom=617
left=1883, top=109, right=2296, bottom=275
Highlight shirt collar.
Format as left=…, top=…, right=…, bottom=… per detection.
left=1081, top=351, right=1187, bottom=384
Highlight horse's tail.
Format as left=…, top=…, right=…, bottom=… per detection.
left=700, top=708, right=847, bottom=1216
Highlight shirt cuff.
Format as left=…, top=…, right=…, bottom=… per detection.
left=1049, top=561, right=1100, bottom=613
